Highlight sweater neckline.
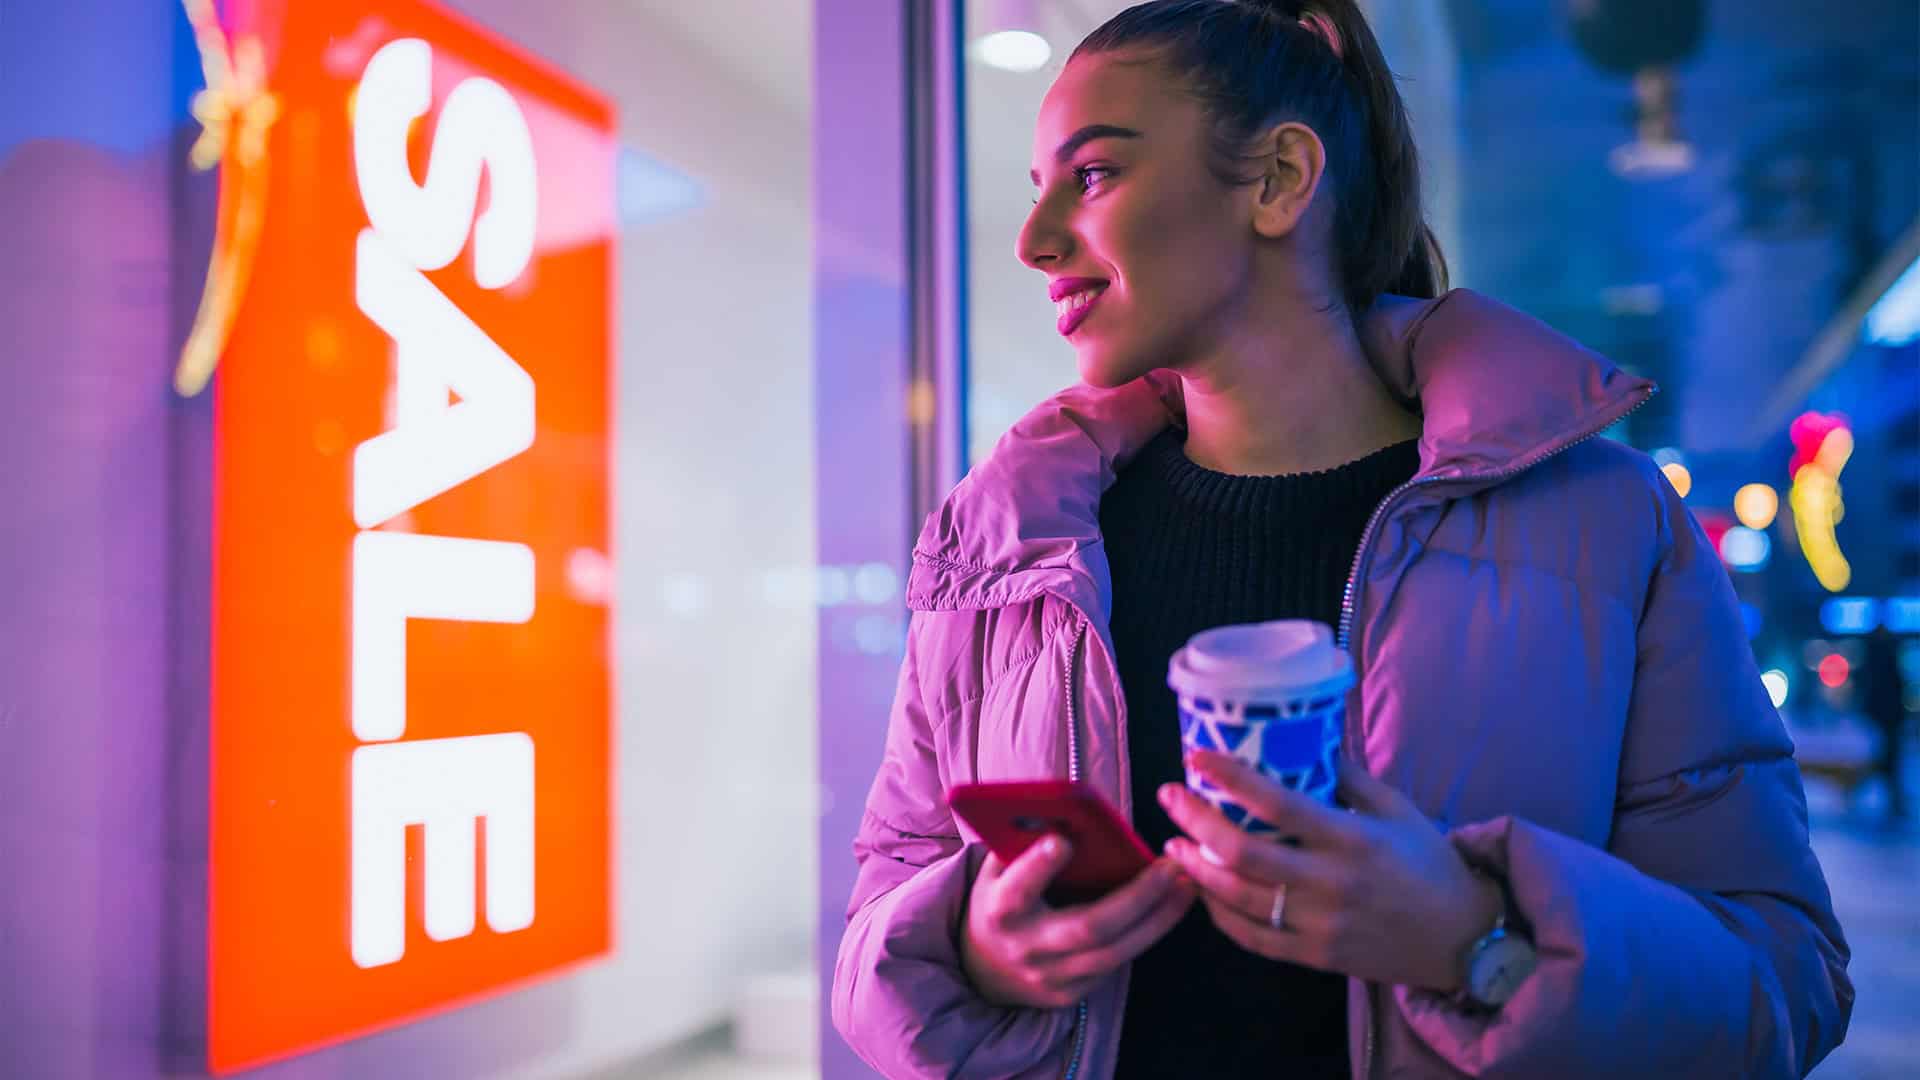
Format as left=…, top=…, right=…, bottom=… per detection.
left=1136, top=428, right=1421, bottom=517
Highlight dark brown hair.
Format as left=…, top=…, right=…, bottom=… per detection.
left=1073, top=0, right=1448, bottom=312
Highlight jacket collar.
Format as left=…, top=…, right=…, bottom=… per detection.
left=905, top=289, right=1655, bottom=616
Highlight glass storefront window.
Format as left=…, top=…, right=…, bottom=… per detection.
left=1, top=1, right=820, bottom=1076
left=444, top=1, right=821, bottom=1073
left=963, top=1, right=1091, bottom=466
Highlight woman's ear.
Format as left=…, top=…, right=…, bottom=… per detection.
left=1250, top=122, right=1327, bottom=241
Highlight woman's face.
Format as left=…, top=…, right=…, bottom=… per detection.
left=1019, top=52, right=1257, bottom=388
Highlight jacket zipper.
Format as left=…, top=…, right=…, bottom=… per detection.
left=1061, top=616, right=1090, bottom=1080
left=1065, top=617, right=1086, bottom=784
left=1337, top=388, right=1652, bottom=653
left=1336, top=387, right=1652, bottom=1080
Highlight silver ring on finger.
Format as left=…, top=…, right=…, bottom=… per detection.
left=1268, top=883, right=1288, bottom=931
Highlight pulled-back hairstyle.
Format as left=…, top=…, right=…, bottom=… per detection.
left=1074, top=0, right=1448, bottom=312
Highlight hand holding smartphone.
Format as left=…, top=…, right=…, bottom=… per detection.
left=946, top=780, right=1193, bottom=1009
left=947, top=780, right=1156, bottom=905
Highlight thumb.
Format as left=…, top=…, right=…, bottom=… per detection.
left=995, top=834, right=1072, bottom=915
left=975, top=846, right=1007, bottom=884
left=1336, top=757, right=1418, bottom=820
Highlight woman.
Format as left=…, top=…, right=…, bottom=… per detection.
left=831, top=2, right=1852, bottom=1077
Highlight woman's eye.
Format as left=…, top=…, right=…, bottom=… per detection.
left=1029, top=167, right=1112, bottom=204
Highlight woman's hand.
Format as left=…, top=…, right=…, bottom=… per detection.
left=1160, top=750, right=1502, bottom=992
left=959, top=835, right=1197, bottom=1009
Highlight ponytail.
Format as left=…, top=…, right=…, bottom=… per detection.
left=1075, top=0, right=1449, bottom=309
left=1293, top=1, right=1449, bottom=303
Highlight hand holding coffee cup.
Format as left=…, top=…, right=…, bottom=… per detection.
left=1159, top=622, right=1507, bottom=990
left=1166, top=619, right=1354, bottom=838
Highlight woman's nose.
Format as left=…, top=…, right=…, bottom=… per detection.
left=1016, top=197, right=1071, bottom=270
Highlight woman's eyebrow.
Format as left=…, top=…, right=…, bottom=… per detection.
left=1030, top=124, right=1144, bottom=184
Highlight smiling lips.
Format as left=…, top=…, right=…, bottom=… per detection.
left=1049, top=277, right=1109, bottom=337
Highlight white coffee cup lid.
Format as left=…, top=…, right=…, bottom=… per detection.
left=1167, top=619, right=1353, bottom=699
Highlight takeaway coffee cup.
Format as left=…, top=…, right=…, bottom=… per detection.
left=1167, top=619, right=1354, bottom=835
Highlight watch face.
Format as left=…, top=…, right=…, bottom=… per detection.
left=1469, top=934, right=1538, bottom=1006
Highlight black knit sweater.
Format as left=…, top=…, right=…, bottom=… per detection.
left=1103, top=427, right=1420, bottom=1079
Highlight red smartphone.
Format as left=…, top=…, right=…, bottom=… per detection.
left=946, top=780, right=1156, bottom=906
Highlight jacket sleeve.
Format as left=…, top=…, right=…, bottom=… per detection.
left=1394, top=472, right=1854, bottom=1078
left=830, top=611, right=1076, bottom=1079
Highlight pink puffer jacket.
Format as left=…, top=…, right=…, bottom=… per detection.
left=830, top=290, right=1852, bottom=1079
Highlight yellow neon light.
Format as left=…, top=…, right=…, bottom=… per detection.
left=1813, top=427, right=1853, bottom=474
left=1789, top=429, right=1852, bottom=593
left=175, top=0, right=279, bottom=397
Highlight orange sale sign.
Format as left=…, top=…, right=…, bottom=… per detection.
left=204, top=1, right=614, bottom=1072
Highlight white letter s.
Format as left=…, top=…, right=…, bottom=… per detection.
left=352, top=38, right=537, bottom=289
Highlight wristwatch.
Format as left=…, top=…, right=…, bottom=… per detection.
left=1456, top=870, right=1537, bottom=1011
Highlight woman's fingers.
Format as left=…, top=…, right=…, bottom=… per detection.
left=1033, top=973, right=1106, bottom=1008
left=1163, top=836, right=1309, bottom=925
left=988, top=836, right=1073, bottom=922
left=964, top=841, right=1200, bottom=1009
left=1183, top=751, right=1350, bottom=845
left=1157, top=781, right=1323, bottom=884
left=1041, top=871, right=1197, bottom=983
left=1156, top=782, right=1257, bottom=873
left=1199, top=893, right=1316, bottom=967
left=1030, top=859, right=1184, bottom=956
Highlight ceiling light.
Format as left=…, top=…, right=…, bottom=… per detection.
left=973, top=0, right=1052, bottom=73
left=976, top=29, right=1051, bottom=72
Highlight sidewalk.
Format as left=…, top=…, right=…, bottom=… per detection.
left=1805, top=741, right=1920, bottom=1080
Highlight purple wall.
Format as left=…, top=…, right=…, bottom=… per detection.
left=0, top=1, right=182, bottom=1073
left=812, top=4, right=915, bottom=1078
